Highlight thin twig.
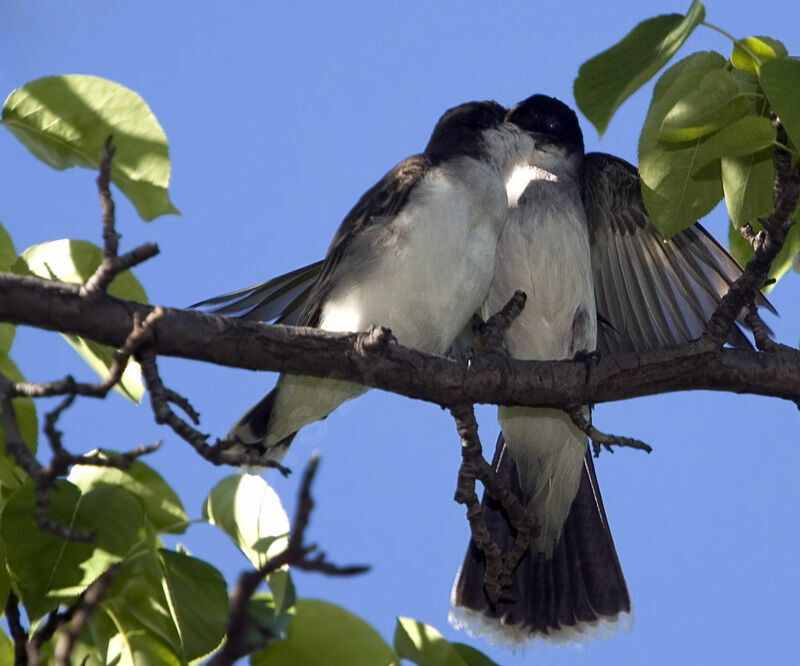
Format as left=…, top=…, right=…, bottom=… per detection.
left=11, top=307, right=164, bottom=401
left=738, top=223, right=763, bottom=250
left=81, top=136, right=160, bottom=295
left=54, top=564, right=121, bottom=666
left=97, top=135, right=119, bottom=257
left=137, top=345, right=290, bottom=473
left=745, top=305, right=793, bottom=353
left=1, top=371, right=161, bottom=541
left=208, top=455, right=369, bottom=665
left=5, top=592, right=28, bottom=666
left=704, top=121, right=800, bottom=344
left=450, top=402, right=534, bottom=602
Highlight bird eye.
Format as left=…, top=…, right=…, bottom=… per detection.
left=546, top=117, right=561, bottom=134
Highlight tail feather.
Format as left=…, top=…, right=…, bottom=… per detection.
left=450, top=434, right=631, bottom=645
left=227, top=388, right=295, bottom=463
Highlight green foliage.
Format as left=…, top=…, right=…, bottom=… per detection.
left=1, top=75, right=179, bottom=221
left=759, top=58, right=800, bottom=149
left=0, top=222, right=17, bottom=363
left=202, top=473, right=290, bottom=568
left=0, top=458, right=232, bottom=664
left=68, top=450, right=188, bottom=534
left=638, top=51, right=726, bottom=238
left=731, top=36, right=788, bottom=76
left=251, top=599, right=397, bottom=666
left=728, top=217, right=800, bottom=291
left=574, top=0, right=704, bottom=136
left=1, top=479, right=143, bottom=621
left=14, top=239, right=147, bottom=402
left=0, top=355, right=37, bottom=488
left=576, top=8, right=799, bottom=282
left=394, top=618, right=500, bottom=666
left=658, top=68, right=751, bottom=142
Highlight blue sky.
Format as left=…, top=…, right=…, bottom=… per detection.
left=2, top=1, right=799, bottom=664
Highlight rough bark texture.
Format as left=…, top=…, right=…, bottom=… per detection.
left=1, top=271, right=799, bottom=408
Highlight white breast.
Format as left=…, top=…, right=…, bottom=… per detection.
left=320, top=158, right=508, bottom=354
left=486, top=172, right=596, bottom=360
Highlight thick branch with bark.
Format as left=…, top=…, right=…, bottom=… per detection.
left=1, top=274, right=798, bottom=408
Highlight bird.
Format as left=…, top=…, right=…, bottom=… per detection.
left=197, top=94, right=774, bottom=646
left=194, top=99, right=540, bottom=463
left=450, top=94, right=774, bottom=646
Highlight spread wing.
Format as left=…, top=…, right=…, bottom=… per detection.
left=584, top=152, right=775, bottom=354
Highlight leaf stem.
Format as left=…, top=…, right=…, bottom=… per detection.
left=702, top=21, right=761, bottom=63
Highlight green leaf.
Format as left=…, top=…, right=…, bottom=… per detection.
left=157, top=550, right=228, bottom=662
left=659, top=68, right=751, bottom=141
left=760, top=58, right=800, bottom=151
left=0, top=355, right=37, bottom=491
left=251, top=600, right=396, bottom=666
left=1, top=75, right=179, bottom=221
left=267, top=569, right=296, bottom=617
left=251, top=640, right=315, bottom=666
left=728, top=218, right=800, bottom=291
left=68, top=450, right=188, bottom=534
left=731, top=36, right=788, bottom=76
left=394, top=617, right=468, bottom=666
left=202, top=474, right=290, bottom=568
left=721, top=149, right=775, bottom=228
left=451, top=644, right=500, bottom=666
left=19, top=238, right=147, bottom=302
left=63, top=334, right=144, bottom=402
left=0, top=480, right=143, bottom=620
left=83, top=525, right=225, bottom=663
left=0, top=537, right=10, bottom=618
left=17, top=239, right=146, bottom=402
left=246, top=592, right=296, bottom=652
left=0, top=222, right=16, bottom=269
left=0, top=324, right=14, bottom=356
left=639, top=51, right=727, bottom=237
left=101, top=542, right=185, bottom=658
left=91, top=605, right=183, bottom=666
left=0, top=628, right=13, bottom=666
left=574, top=0, right=705, bottom=136
left=689, top=116, right=776, bottom=173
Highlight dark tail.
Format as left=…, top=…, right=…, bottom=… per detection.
left=227, top=388, right=295, bottom=463
left=450, top=434, right=631, bottom=645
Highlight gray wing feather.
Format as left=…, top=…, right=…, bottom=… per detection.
left=190, top=261, right=323, bottom=325
left=191, top=155, right=432, bottom=328
left=585, top=152, right=775, bottom=354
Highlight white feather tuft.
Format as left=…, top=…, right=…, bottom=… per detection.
left=448, top=602, right=634, bottom=649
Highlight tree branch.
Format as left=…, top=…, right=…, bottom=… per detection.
left=703, top=121, right=800, bottom=344
left=209, top=455, right=369, bottom=665
left=5, top=593, right=27, bottom=666
left=1, top=274, right=797, bottom=409
left=450, top=403, right=533, bottom=602
left=53, top=563, right=121, bottom=666
left=81, top=136, right=159, bottom=296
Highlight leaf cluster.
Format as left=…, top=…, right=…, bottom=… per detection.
left=575, top=0, right=800, bottom=286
